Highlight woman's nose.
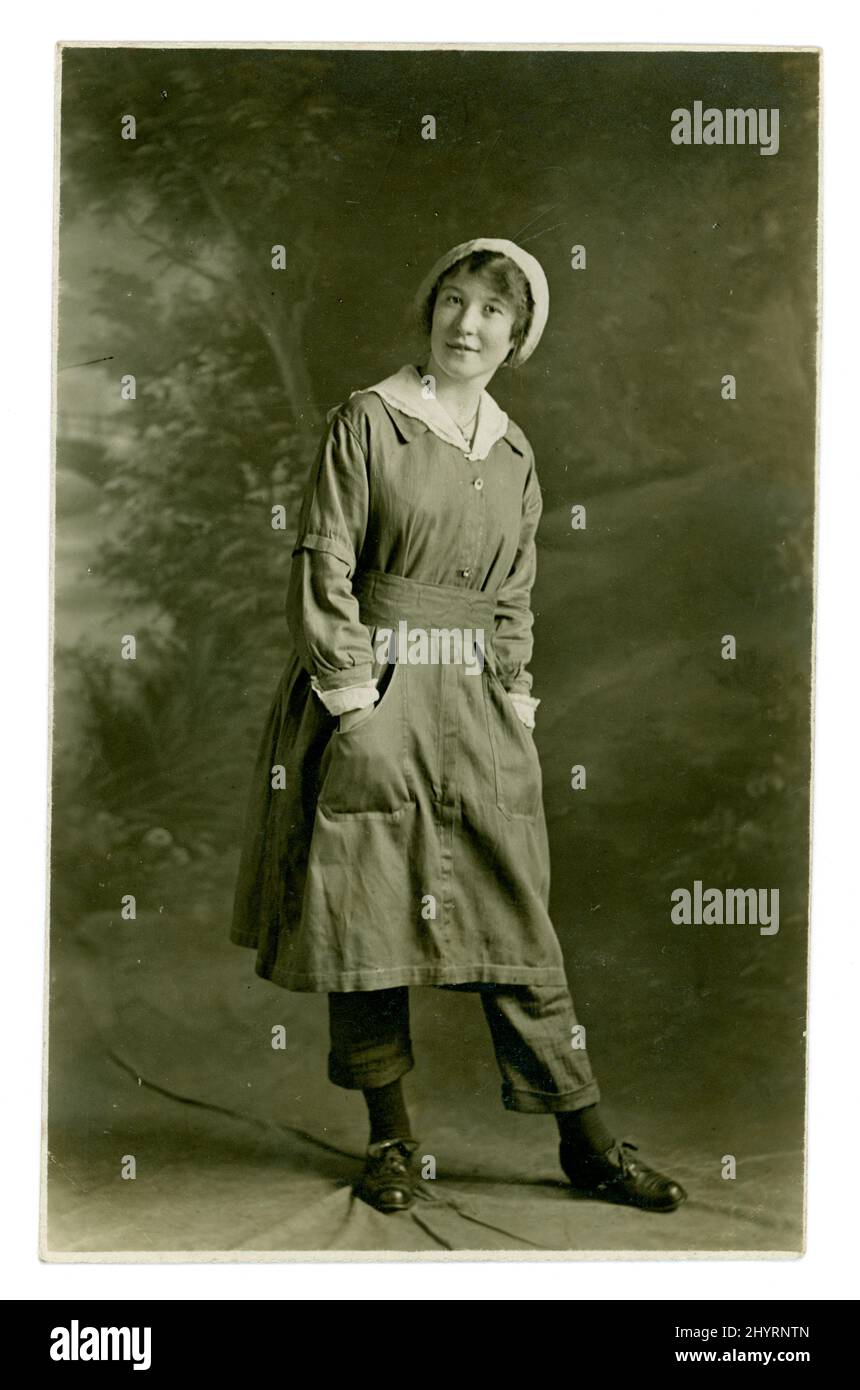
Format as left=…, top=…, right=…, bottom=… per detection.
left=456, top=303, right=482, bottom=335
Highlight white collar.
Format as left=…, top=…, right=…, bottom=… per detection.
left=351, top=363, right=511, bottom=462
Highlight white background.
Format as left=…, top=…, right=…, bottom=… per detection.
left=1, top=1, right=855, bottom=1303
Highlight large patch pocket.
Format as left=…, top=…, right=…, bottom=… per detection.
left=316, top=651, right=411, bottom=818
left=484, top=669, right=543, bottom=821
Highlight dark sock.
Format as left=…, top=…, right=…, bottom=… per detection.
left=556, top=1104, right=615, bottom=1158
left=362, top=1078, right=412, bottom=1144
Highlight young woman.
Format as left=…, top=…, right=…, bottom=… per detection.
left=230, top=237, right=687, bottom=1217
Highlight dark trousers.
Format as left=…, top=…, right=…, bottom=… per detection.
left=328, top=982, right=601, bottom=1114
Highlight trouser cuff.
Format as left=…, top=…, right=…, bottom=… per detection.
left=501, top=1079, right=602, bottom=1114
left=327, top=1048, right=415, bottom=1091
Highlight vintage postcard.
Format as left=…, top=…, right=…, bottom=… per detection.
left=44, top=41, right=820, bottom=1260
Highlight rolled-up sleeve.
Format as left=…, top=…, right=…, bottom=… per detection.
left=286, top=408, right=376, bottom=694
left=493, top=452, right=543, bottom=697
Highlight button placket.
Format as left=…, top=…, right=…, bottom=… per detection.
left=458, top=463, right=486, bottom=584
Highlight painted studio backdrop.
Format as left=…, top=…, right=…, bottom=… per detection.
left=47, top=46, right=818, bottom=1255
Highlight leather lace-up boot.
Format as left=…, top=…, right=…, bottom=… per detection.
left=560, top=1138, right=687, bottom=1213
left=353, top=1137, right=419, bottom=1213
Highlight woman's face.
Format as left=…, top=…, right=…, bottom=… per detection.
left=428, top=268, right=518, bottom=383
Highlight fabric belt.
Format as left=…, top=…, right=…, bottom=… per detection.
left=353, top=568, right=498, bottom=634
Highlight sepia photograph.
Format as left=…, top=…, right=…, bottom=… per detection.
left=44, top=41, right=820, bottom=1259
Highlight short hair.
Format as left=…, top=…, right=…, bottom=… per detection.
left=418, top=250, right=535, bottom=367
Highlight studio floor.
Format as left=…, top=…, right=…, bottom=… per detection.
left=44, top=869, right=804, bottom=1260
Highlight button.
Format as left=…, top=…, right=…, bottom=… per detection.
left=473, top=478, right=484, bottom=490
left=460, top=568, right=472, bottom=578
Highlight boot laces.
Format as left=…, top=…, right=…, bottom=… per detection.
left=616, top=1140, right=639, bottom=1174
left=370, top=1137, right=417, bottom=1172
left=593, top=1139, right=641, bottom=1189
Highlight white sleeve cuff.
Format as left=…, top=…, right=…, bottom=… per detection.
left=508, top=692, right=540, bottom=729
left=310, top=677, right=379, bottom=716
